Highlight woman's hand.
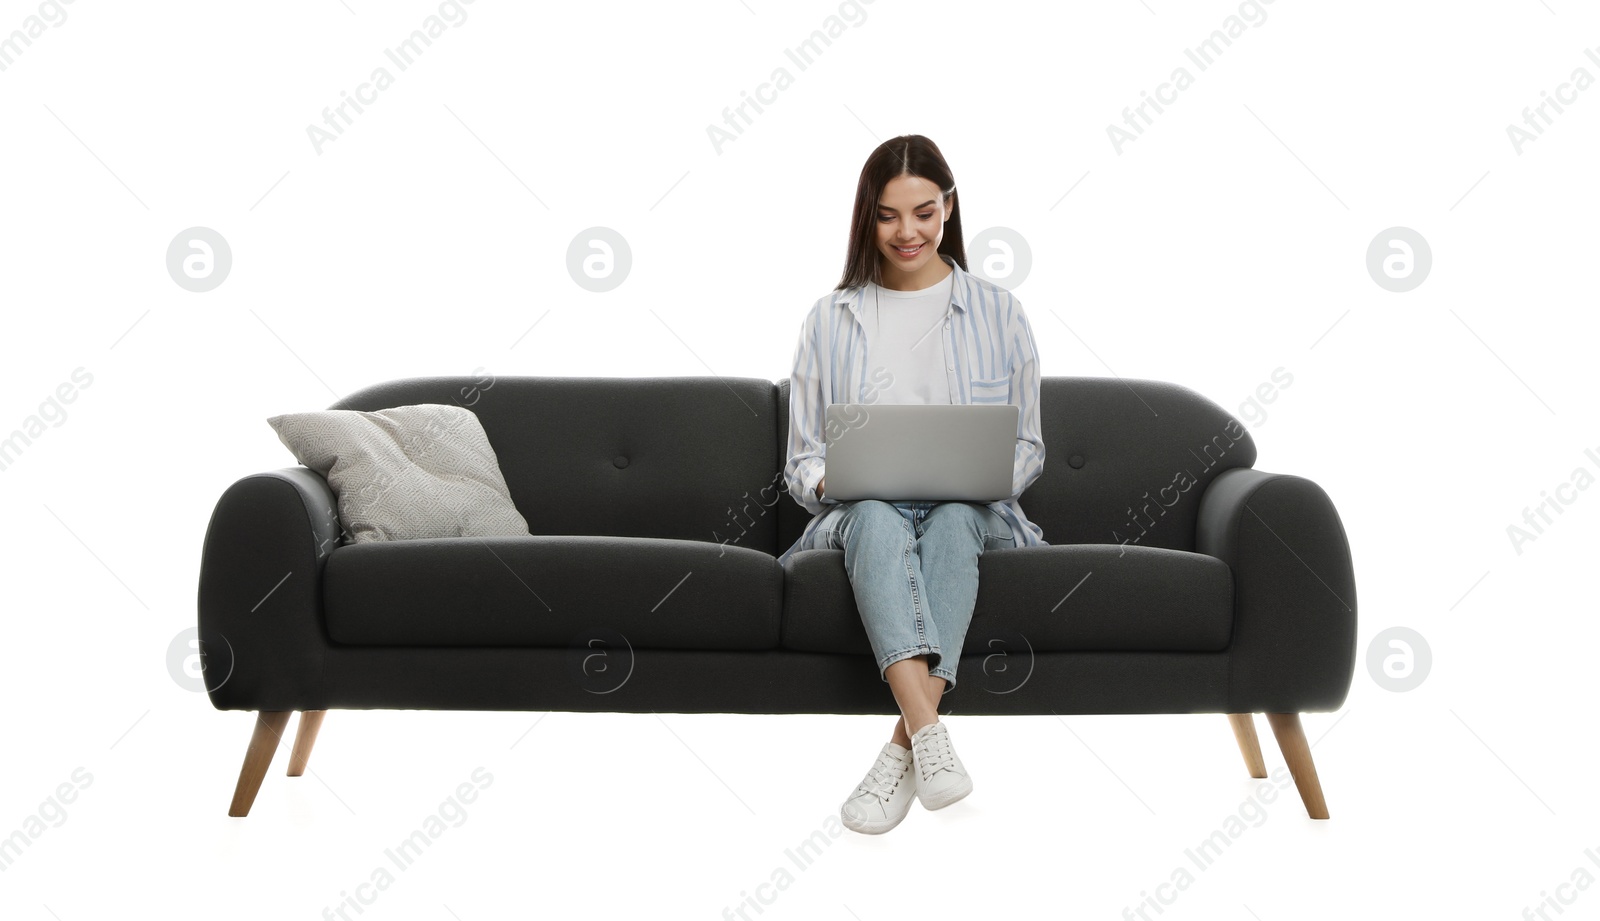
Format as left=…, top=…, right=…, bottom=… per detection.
left=815, top=477, right=825, bottom=499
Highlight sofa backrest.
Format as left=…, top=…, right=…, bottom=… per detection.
left=328, top=377, right=783, bottom=554
left=1017, top=376, right=1255, bottom=552
left=775, top=376, right=1256, bottom=555
left=327, top=374, right=1254, bottom=557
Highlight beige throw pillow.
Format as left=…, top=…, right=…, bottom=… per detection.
left=267, top=403, right=530, bottom=542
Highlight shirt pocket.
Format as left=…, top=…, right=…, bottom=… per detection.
left=968, top=373, right=1010, bottom=404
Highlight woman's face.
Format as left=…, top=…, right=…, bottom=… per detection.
left=874, top=174, right=951, bottom=278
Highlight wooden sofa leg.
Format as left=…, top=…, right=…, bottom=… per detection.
left=288, top=710, right=327, bottom=777
left=1265, top=712, right=1330, bottom=819
left=228, top=711, right=292, bottom=817
left=1227, top=713, right=1268, bottom=778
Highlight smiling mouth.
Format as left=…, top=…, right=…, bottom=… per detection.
left=894, top=244, right=923, bottom=254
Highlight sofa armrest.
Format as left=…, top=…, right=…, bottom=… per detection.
left=196, top=467, right=340, bottom=711
left=1195, top=466, right=1358, bottom=714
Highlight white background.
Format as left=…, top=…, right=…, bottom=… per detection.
left=2, top=0, right=1597, bottom=918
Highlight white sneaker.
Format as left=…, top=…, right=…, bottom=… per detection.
left=909, top=720, right=972, bottom=809
left=841, top=742, right=917, bottom=834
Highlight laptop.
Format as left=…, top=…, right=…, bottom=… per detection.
left=822, top=403, right=1018, bottom=502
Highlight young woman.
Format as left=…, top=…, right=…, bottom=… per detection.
left=778, top=135, right=1047, bottom=834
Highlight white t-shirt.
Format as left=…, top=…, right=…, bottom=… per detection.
left=861, top=270, right=954, bottom=405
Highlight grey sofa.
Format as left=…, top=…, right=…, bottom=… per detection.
left=197, top=375, right=1357, bottom=818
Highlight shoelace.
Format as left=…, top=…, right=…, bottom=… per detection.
left=912, top=727, right=955, bottom=782
left=855, top=752, right=910, bottom=802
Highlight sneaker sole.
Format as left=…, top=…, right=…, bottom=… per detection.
left=842, top=803, right=910, bottom=835
left=917, top=776, right=973, bottom=810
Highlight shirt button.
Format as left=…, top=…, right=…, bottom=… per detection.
left=944, top=320, right=951, bottom=328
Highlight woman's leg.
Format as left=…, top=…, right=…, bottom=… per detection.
left=884, top=502, right=999, bottom=749
left=888, top=664, right=948, bottom=748
left=817, top=500, right=948, bottom=741
left=913, top=502, right=1016, bottom=693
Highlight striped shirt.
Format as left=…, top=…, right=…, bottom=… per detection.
left=778, top=253, right=1047, bottom=565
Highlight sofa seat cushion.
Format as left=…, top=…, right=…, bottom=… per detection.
left=324, top=536, right=782, bottom=650
left=780, top=544, right=1233, bottom=656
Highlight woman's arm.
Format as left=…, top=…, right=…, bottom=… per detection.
left=785, top=303, right=830, bottom=515
left=1007, top=295, right=1046, bottom=500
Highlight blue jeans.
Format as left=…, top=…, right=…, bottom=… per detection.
left=800, top=499, right=1016, bottom=692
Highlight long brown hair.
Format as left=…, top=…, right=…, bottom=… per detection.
left=835, top=135, right=968, bottom=291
